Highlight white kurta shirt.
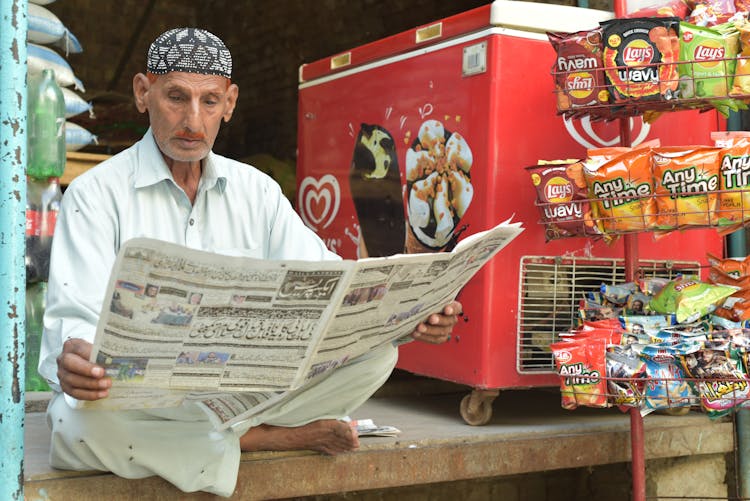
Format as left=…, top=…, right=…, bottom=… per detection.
left=39, top=129, right=339, bottom=387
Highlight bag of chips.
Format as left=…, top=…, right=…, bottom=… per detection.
left=527, top=161, right=596, bottom=240
left=585, top=147, right=658, bottom=233
left=678, top=21, right=740, bottom=116
left=601, top=17, right=681, bottom=103
left=548, top=29, right=609, bottom=113
left=710, top=133, right=750, bottom=224
left=651, top=146, right=722, bottom=229
left=648, top=275, right=739, bottom=323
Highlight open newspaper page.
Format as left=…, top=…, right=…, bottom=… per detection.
left=81, top=239, right=355, bottom=411
left=308, top=219, right=525, bottom=373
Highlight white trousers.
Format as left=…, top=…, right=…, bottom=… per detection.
left=47, top=343, right=398, bottom=497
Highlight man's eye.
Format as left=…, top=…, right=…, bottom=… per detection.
left=169, top=94, right=183, bottom=102
left=204, top=99, right=218, bottom=106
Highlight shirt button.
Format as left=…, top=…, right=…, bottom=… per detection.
left=189, top=218, right=195, bottom=226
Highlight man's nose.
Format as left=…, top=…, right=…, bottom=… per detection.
left=184, top=98, right=202, bottom=130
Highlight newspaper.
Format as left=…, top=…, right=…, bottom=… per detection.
left=80, top=218, right=523, bottom=430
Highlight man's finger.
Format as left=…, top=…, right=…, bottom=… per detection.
left=60, top=339, right=104, bottom=377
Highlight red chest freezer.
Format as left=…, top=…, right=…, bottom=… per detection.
left=296, top=0, right=724, bottom=423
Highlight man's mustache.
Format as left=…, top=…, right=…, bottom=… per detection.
left=175, top=131, right=206, bottom=140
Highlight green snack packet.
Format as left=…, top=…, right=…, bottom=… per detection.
left=678, top=21, right=739, bottom=105
left=648, top=275, right=739, bottom=323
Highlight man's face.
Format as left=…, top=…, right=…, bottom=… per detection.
left=134, top=72, right=238, bottom=163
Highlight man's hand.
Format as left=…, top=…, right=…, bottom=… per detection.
left=57, top=338, right=111, bottom=401
left=411, top=301, right=463, bottom=345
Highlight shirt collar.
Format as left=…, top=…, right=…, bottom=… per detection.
left=134, top=128, right=227, bottom=194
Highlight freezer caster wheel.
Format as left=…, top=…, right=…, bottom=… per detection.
left=460, top=389, right=499, bottom=426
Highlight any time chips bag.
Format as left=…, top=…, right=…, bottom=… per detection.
left=651, top=146, right=721, bottom=229
left=585, top=147, right=657, bottom=232
left=712, top=133, right=750, bottom=224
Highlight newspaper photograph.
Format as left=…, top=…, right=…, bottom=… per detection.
left=81, top=218, right=524, bottom=428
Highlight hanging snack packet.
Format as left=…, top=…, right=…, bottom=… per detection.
left=601, top=17, right=680, bottom=103
left=651, top=146, right=722, bottom=229
left=607, top=346, right=646, bottom=409
left=648, top=275, right=739, bottom=323
left=527, top=162, right=595, bottom=240
left=707, top=258, right=750, bottom=289
left=678, top=342, right=749, bottom=417
left=601, top=282, right=639, bottom=305
left=712, top=135, right=750, bottom=224
left=717, top=288, right=750, bottom=321
left=678, top=22, right=740, bottom=115
left=585, top=147, right=657, bottom=233
left=548, top=29, right=609, bottom=113
left=640, top=344, right=695, bottom=415
left=551, top=332, right=610, bottom=409
left=707, top=251, right=747, bottom=278
left=626, top=291, right=651, bottom=314
left=551, top=339, right=586, bottom=409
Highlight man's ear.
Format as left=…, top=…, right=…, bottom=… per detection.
left=223, top=83, right=239, bottom=123
left=133, top=73, right=151, bottom=113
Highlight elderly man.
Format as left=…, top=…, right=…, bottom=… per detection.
left=39, top=28, right=461, bottom=497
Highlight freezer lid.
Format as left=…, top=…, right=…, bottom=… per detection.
left=299, top=0, right=613, bottom=83
left=490, top=0, right=613, bottom=34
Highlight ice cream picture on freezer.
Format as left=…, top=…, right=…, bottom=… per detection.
left=349, top=124, right=405, bottom=257
left=405, top=119, right=474, bottom=253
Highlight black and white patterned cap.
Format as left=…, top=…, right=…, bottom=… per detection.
left=147, top=28, right=232, bottom=79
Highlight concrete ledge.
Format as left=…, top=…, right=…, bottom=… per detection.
left=23, top=390, right=734, bottom=500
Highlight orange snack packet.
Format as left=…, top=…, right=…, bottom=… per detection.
left=710, top=133, right=750, bottom=225
left=707, top=252, right=747, bottom=278
left=651, top=146, right=721, bottom=229
left=585, top=147, right=658, bottom=232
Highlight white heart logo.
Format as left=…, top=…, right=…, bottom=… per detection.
left=298, top=175, right=340, bottom=231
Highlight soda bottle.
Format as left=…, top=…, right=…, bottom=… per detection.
left=28, top=68, right=66, bottom=179
left=25, top=281, right=50, bottom=391
left=25, top=176, right=62, bottom=283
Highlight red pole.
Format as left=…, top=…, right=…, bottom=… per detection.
left=620, top=118, right=645, bottom=501
left=630, top=407, right=646, bottom=501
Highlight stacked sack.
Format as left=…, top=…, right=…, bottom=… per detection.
left=25, top=0, right=92, bottom=392
left=527, top=132, right=750, bottom=241
left=548, top=5, right=750, bottom=119
left=551, top=273, right=750, bottom=419
left=28, top=0, right=97, bottom=152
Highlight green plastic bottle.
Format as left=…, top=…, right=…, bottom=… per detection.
left=28, top=68, right=66, bottom=179
left=25, top=281, right=50, bottom=391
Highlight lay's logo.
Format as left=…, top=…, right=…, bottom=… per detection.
left=674, top=280, right=698, bottom=292
left=623, top=41, right=654, bottom=65
left=694, top=43, right=724, bottom=68
left=544, top=177, right=574, bottom=203
left=565, top=72, right=595, bottom=98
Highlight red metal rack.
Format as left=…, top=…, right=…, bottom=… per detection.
left=546, top=68, right=748, bottom=501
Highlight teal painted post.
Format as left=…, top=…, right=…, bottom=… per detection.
left=0, top=0, right=27, bottom=499
left=726, top=109, right=750, bottom=499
